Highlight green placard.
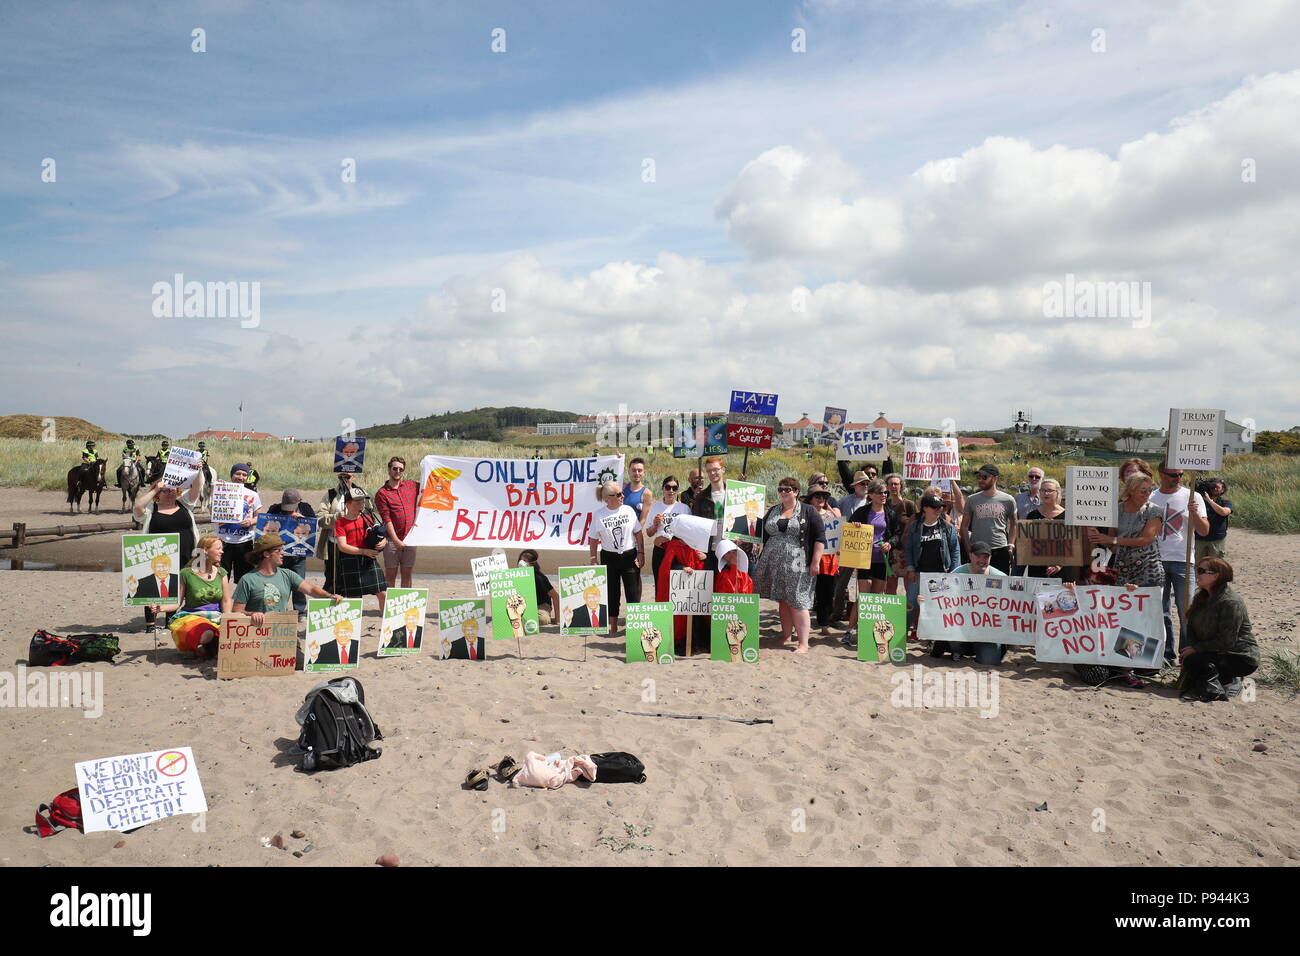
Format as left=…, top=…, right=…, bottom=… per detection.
left=723, top=480, right=767, bottom=543
left=710, top=592, right=760, bottom=662
left=121, top=533, right=181, bottom=607
left=857, top=593, right=907, bottom=662
left=438, top=598, right=488, bottom=661
left=625, top=602, right=675, bottom=663
left=488, top=566, right=539, bottom=640
left=558, top=565, right=610, bottom=635
left=304, top=597, right=364, bottom=671
left=378, top=587, right=429, bottom=657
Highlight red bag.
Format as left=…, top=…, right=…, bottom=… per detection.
left=34, top=788, right=82, bottom=837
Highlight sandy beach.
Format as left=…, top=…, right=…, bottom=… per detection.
left=1, top=488, right=1298, bottom=867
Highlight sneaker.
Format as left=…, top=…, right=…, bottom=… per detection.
left=951, top=653, right=963, bottom=662
left=1224, top=677, right=1243, bottom=699
left=840, top=635, right=854, bottom=648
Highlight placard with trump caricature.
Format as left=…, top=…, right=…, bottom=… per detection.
left=558, top=565, right=609, bottom=635
left=438, top=598, right=488, bottom=661
left=378, top=588, right=429, bottom=657
left=304, top=598, right=364, bottom=672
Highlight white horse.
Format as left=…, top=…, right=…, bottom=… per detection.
left=117, top=459, right=144, bottom=512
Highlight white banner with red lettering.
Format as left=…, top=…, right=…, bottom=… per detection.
left=404, top=455, right=624, bottom=549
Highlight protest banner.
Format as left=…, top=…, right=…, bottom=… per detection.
left=725, top=417, right=775, bottom=449
left=722, top=480, right=766, bottom=543
left=488, top=566, right=539, bottom=641
left=659, top=512, right=714, bottom=553
left=625, top=601, right=675, bottom=663
left=703, top=415, right=728, bottom=455
left=333, top=436, right=366, bottom=474
left=670, top=569, right=713, bottom=616
left=819, top=406, right=847, bottom=445
left=673, top=422, right=703, bottom=458
left=216, top=612, right=299, bottom=679
left=1065, top=466, right=1118, bottom=527
left=838, top=522, right=875, bottom=570
left=821, top=515, right=842, bottom=555
left=1166, top=408, right=1225, bottom=471
left=837, top=427, right=889, bottom=462
left=378, top=588, right=429, bottom=656
left=75, top=747, right=208, bottom=833
left=1015, top=519, right=1088, bottom=567
left=256, top=513, right=318, bottom=558
left=438, top=598, right=487, bottom=661
left=122, top=533, right=180, bottom=607
left=1035, top=584, right=1164, bottom=666
left=470, top=552, right=508, bottom=596
left=729, top=390, right=779, bottom=416
left=710, top=592, right=760, bottom=662
left=209, top=480, right=247, bottom=524
left=161, top=446, right=203, bottom=489
left=404, top=454, right=623, bottom=549
left=903, top=437, right=960, bottom=481
left=857, top=593, right=907, bottom=662
left=304, top=598, right=364, bottom=671
left=918, top=574, right=1058, bottom=644
left=558, top=565, right=610, bottom=635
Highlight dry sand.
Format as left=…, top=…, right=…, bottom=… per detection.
left=1, top=487, right=1298, bottom=867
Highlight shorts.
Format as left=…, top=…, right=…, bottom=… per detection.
left=384, top=544, right=418, bottom=569
left=857, top=561, right=887, bottom=582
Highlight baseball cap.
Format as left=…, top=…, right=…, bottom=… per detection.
left=976, top=464, right=1000, bottom=478
left=969, top=540, right=993, bottom=555
left=345, top=486, right=369, bottom=500
left=920, top=494, right=943, bottom=510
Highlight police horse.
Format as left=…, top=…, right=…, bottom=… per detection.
left=66, top=459, right=108, bottom=513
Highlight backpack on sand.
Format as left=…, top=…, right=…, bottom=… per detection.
left=34, top=788, right=83, bottom=837
left=28, top=631, right=119, bottom=667
left=591, top=752, right=646, bottom=783
left=294, top=676, right=383, bottom=772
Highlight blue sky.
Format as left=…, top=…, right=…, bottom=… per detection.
left=3, top=0, right=1299, bottom=438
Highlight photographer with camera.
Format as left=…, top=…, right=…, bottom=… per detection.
left=1195, top=477, right=1233, bottom=562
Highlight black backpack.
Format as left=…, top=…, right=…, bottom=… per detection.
left=591, top=752, right=646, bottom=783
left=294, top=677, right=383, bottom=772
left=28, top=631, right=120, bottom=667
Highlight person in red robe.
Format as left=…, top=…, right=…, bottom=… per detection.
left=656, top=537, right=703, bottom=648
left=714, top=539, right=754, bottom=594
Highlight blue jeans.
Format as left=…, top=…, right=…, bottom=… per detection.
left=283, top=557, right=307, bottom=612
left=1161, top=559, right=1190, bottom=660
left=972, top=642, right=1006, bottom=665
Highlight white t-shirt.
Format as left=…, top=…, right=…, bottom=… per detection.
left=1148, top=487, right=1206, bottom=562
left=217, top=489, right=262, bottom=544
left=590, top=504, right=642, bottom=553
left=645, top=501, right=690, bottom=543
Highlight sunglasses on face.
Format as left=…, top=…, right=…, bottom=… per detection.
left=664, top=485, right=678, bottom=491
left=779, top=487, right=797, bottom=493
left=1162, top=471, right=1184, bottom=479
left=1195, top=568, right=1216, bottom=575
left=608, top=491, right=624, bottom=497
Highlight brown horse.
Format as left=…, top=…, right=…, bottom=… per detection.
left=66, top=460, right=108, bottom=513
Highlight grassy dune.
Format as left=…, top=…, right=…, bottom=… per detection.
left=2, top=438, right=1296, bottom=533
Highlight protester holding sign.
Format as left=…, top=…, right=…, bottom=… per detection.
left=1181, top=558, right=1258, bottom=702
left=945, top=542, right=1008, bottom=663
left=848, top=481, right=901, bottom=597
left=1024, top=479, right=1080, bottom=582
left=688, top=456, right=729, bottom=651
left=232, top=533, right=341, bottom=626
left=903, top=494, right=961, bottom=637
left=330, top=488, right=388, bottom=614
left=265, top=490, right=317, bottom=616
left=518, top=549, right=560, bottom=622
left=215, top=464, right=262, bottom=584
left=133, top=475, right=204, bottom=630
left=752, top=477, right=826, bottom=654
left=589, top=481, right=644, bottom=632
left=654, top=531, right=704, bottom=651
left=831, top=470, right=872, bottom=625
left=1149, top=465, right=1208, bottom=662
left=644, top=476, right=690, bottom=581
left=808, top=485, right=841, bottom=634
left=152, top=535, right=234, bottom=656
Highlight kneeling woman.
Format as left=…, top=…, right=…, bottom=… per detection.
left=1180, top=558, right=1258, bottom=702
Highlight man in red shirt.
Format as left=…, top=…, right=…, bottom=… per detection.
left=375, top=456, right=420, bottom=588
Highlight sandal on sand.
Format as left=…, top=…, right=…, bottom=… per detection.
left=491, top=756, right=521, bottom=782
left=463, top=768, right=489, bottom=791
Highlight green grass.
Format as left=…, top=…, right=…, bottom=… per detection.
left=3, top=438, right=1298, bottom=533
left=1260, top=650, right=1300, bottom=695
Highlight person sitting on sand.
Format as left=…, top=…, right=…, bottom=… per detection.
left=1180, top=558, right=1258, bottom=702
left=232, top=533, right=340, bottom=626
left=152, top=535, right=234, bottom=658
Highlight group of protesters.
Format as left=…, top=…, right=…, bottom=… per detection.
left=122, top=442, right=1255, bottom=702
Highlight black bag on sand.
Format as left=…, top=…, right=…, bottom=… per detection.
left=294, top=677, right=383, bottom=772
left=591, top=752, right=646, bottom=783
left=28, top=631, right=119, bottom=666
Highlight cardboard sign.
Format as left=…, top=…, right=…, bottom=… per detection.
left=710, top=592, right=760, bottom=662
left=488, top=566, right=539, bottom=640
left=405, top=455, right=623, bottom=549
left=821, top=515, right=842, bottom=555
left=837, top=427, right=889, bottom=462
left=122, top=533, right=181, bottom=607
left=918, top=573, right=1059, bottom=644
left=1014, top=519, right=1087, bottom=567
left=838, top=522, right=875, bottom=570
left=1166, top=408, right=1225, bottom=471
left=625, top=602, right=675, bottom=664
left=903, top=437, right=960, bottom=481
left=75, top=747, right=208, bottom=833
left=378, top=588, right=429, bottom=656
left=256, top=513, right=318, bottom=558
left=1035, top=585, right=1164, bottom=666
left=216, top=612, right=299, bottom=679
left=670, top=569, right=714, bottom=616
left=438, top=598, right=487, bottom=661
left=209, top=480, right=247, bottom=524
left=334, top=436, right=367, bottom=474
left=1065, top=466, right=1118, bottom=527
left=470, top=553, right=508, bottom=596
left=304, top=598, right=364, bottom=671
left=820, top=406, right=847, bottom=446
left=161, top=446, right=203, bottom=489
left=722, top=480, right=766, bottom=543
left=729, top=390, right=779, bottom=416
left=558, top=565, right=610, bottom=635
left=857, top=593, right=907, bottom=662
left=703, top=414, right=729, bottom=455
